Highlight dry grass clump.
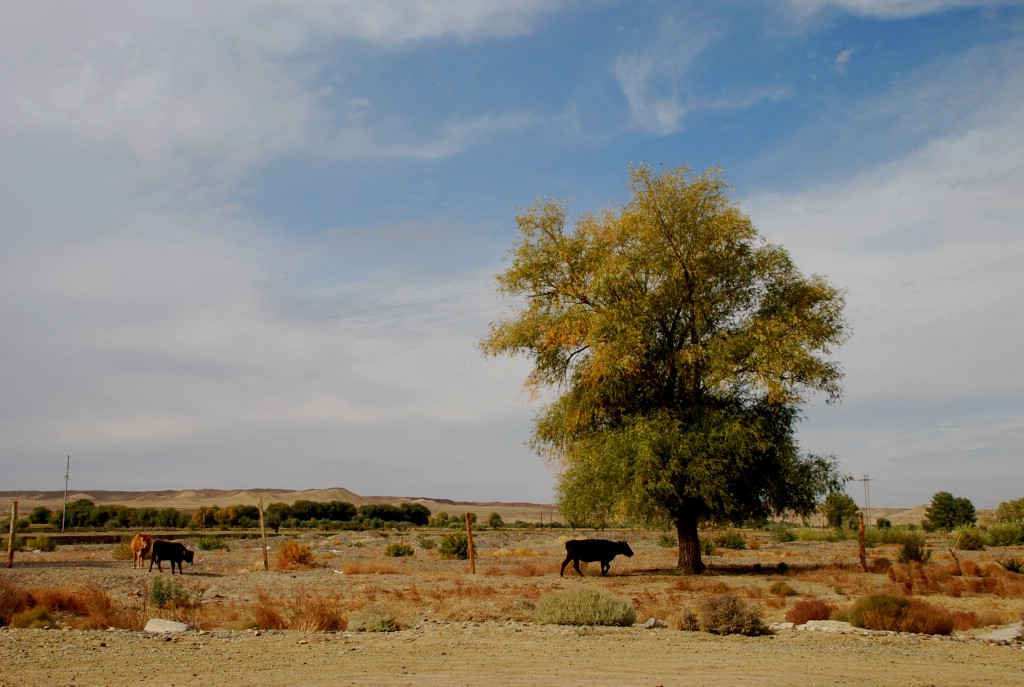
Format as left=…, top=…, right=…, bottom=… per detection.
left=276, top=541, right=316, bottom=570
left=886, top=560, right=1024, bottom=598
left=534, top=587, right=637, bottom=627
left=784, top=598, right=837, bottom=624
left=347, top=605, right=399, bottom=632
left=0, top=579, right=137, bottom=630
left=342, top=561, right=402, bottom=575
left=249, top=589, right=346, bottom=631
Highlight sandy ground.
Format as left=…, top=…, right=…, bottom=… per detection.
left=2, top=529, right=1022, bottom=686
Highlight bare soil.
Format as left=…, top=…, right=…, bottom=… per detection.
left=2, top=528, right=1023, bottom=686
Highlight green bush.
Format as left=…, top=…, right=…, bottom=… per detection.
left=768, top=580, right=797, bottom=597
left=534, top=587, right=636, bottom=627
left=348, top=607, right=399, bottom=632
left=417, top=535, right=436, bottom=550
left=766, top=524, right=796, bottom=543
left=695, top=594, right=768, bottom=636
left=997, top=557, right=1023, bottom=574
left=149, top=578, right=194, bottom=609
left=952, top=526, right=985, bottom=551
left=867, top=526, right=923, bottom=546
left=714, top=531, right=746, bottom=550
left=438, top=532, right=469, bottom=560
left=196, top=536, right=227, bottom=551
left=10, top=606, right=59, bottom=629
left=656, top=533, right=676, bottom=548
left=385, top=542, right=415, bottom=557
left=985, top=520, right=1024, bottom=547
left=29, top=535, right=56, bottom=552
left=699, top=536, right=715, bottom=555
left=897, top=540, right=931, bottom=564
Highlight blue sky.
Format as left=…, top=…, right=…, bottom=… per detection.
left=2, top=1, right=1022, bottom=509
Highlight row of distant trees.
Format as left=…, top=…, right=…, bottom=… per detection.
left=821, top=491, right=1024, bottom=532
left=11, top=498, right=434, bottom=532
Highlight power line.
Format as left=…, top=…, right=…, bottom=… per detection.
left=858, top=474, right=873, bottom=526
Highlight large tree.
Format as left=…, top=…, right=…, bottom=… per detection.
left=481, top=165, right=849, bottom=573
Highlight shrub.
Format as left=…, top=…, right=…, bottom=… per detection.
left=417, top=535, right=436, bottom=550
left=149, top=578, right=195, bottom=609
left=699, top=536, right=715, bottom=555
left=10, top=606, right=59, bottom=629
left=997, top=557, right=1023, bottom=574
left=656, top=533, right=676, bottom=548
left=196, top=536, right=227, bottom=551
left=785, top=598, right=836, bottom=625
left=29, top=535, right=56, bottom=552
left=848, top=594, right=953, bottom=635
left=875, top=517, right=892, bottom=528
left=714, top=531, right=746, bottom=550
left=112, top=536, right=134, bottom=561
left=986, top=520, right=1024, bottom=547
left=348, top=606, right=399, bottom=632
left=897, top=540, right=931, bottom=564
left=696, top=594, right=768, bottom=636
left=277, top=540, right=315, bottom=569
left=953, top=526, right=985, bottom=551
left=250, top=589, right=346, bottom=631
left=534, top=587, right=637, bottom=627
left=385, top=542, right=415, bottom=558
left=0, top=578, right=30, bottom=626
left=768, top=580, right=797, bottom=597
left=438, top=532, right=469, bottom=560
left=766, top=524, right=796, bottom=543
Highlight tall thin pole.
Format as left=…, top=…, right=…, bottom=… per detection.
left=61, top=455, right=70, bottom=533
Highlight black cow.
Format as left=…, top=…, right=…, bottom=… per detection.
left=149, top=539, right=195, bottom=575
left=560, top=539, right=634, bottom=577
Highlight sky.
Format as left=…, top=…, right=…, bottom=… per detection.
left=2, top=1, right=1022, bottom=509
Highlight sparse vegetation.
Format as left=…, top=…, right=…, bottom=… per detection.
left=534, top=587, right=636, bottom=627
left=385, top=542, right=415, bottom=557
left=276, top=540, right=316, bottom=569
left=694, top=593, right=768, bottom=636
left=714, top=531, right=747, bottom=550
left=347, top=606, right=399, bottom=632
left=150, top=578, right=196, bottom=609
left=849, top=594, right=954, bottom=635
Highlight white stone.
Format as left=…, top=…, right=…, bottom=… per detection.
left=977, top=623, right=1023, bottom=643
left=144, top=618, right=193, bottom=633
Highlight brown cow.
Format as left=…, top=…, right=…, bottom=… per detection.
left=130, top=533, right=152, bottom=569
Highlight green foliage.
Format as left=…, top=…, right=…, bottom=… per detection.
left=898, top=540, right=932, bottom=564
left=822, top=492, right=860, bottom=529
left=196, top=536, right=227, bottom=551
left=428, top=511, right=450, bottom=527
left=438, top=532, right=469, bottom=560
left=29, top=535, right=56, bottom=552
left=922, top=491, right=976, bottom=532
left=699, top=536, right=715, bottom=555
left=996, top=557, right=1023, bottom=573
left=487, top=512, right=504, bottom=529
left=875, top=517, right=892, bottom=528
left=347, top=607, right=399, bottom=632
left=765, top=523, right=796, bottom=542
left=695, top=594, right=768, bottom=635
left=768, top=580, right=797, bottom=597
left=714, top=531, right=746, bottom=550
left=28, top=506, right=52, bottom=525
left=533, top=587, right=637, bottom=627
left=112, top=536, right=134, bottom=561
left=866, top=527, right=922, bottom=546
left=952, top=526, right=985, bottom=551
left=985, top=520, right=1024, bottom=547
left=656, top=533, right=676, bottom=548
left=417, top=535, right=436, bottom=550
left=358, top=503, right=431, bottom=526
left=993, top=497, right=1024, bottom=523
left=11, top=606, right=59, bottom=629
left=149, top=578, right=194, bottom=609
left=384, top=542, right=415, bottom=557
left=481, top=165, right=848, bottom=574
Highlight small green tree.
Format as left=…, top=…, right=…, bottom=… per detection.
left=487, top=512, right=504, bottom=529
left=822, top=492, right=860, bottom=529
left=922, top=491, right=976, bottom=532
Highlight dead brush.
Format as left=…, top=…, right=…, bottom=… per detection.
left=784, top=598, right=836, bottom=624
left=249, top=589, right=346, bottom=632
left=276, top=541, right=316, bottom=570
left=674, top=576, right=730, bottom=594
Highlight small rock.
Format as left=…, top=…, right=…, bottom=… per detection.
left=637, top=618, right=667, bottom=629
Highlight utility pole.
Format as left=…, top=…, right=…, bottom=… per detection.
left=62, top=455, right=70, bottom=533
left=858, top=474, right=873, bottom=527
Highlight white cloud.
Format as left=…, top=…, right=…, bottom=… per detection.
left=783, top=0, right=1024, bottom=20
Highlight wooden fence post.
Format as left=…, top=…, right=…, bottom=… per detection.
left=465, top=512, right=475, bottom=574
left=6, top=501, right=17, bottom=569
left=258, top=498, right=269, bottom=571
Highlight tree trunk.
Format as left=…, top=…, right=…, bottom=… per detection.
left=675, top=514, right=704, bottom=574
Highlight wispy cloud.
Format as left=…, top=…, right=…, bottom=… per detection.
left=782, top=0, right=1024, bottom=20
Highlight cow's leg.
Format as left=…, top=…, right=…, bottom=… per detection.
left=560, top=555, right=572, bottom=577
left=600, top=560, right=610, bottom=575
left=573, top=559, right=584, bottom=576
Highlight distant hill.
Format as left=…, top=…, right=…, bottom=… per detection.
left=0, top=488, right=561, bottom=524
